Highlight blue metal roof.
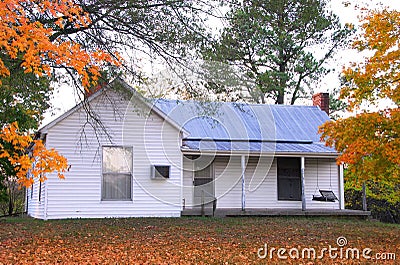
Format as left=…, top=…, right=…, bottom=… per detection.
left=152, top=99, right=336, bottom=154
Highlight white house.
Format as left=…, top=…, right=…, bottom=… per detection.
left=26, top=78, right=346, bottom=219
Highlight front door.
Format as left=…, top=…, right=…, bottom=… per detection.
left=193, top=159, right=214, bottom=208
left=277, top=157, right=301, bottom=201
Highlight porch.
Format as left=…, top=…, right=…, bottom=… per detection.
left=182, top=156, right=345, bottom=213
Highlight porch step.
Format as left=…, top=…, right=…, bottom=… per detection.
left=182, top=207, right=215, bottom=217
left=181, top=208, right=371, bottom=218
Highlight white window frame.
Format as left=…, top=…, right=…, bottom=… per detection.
left=101, top=145, right=133, bottom=201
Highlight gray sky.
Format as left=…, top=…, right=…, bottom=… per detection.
left=42, top=0, right=400, bottom=126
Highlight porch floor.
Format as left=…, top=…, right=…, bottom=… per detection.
left=181, top=208, right=371, bottom=218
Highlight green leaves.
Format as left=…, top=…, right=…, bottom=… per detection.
left=0, top=56, right=52, bottom=131
left=203, top=0, right=351, bottom=104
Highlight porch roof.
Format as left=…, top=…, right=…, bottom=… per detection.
left=181, top=139, right=337, bottom=155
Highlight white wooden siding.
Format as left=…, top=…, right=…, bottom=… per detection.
left=182, top=157, right=193, bottom=208
left=182, top=156, right=244, bottom=209
left=214, top=156, right=242, bottom=208
left=34, top=90, right=182, bottom=219
left=242, top=157, right=298, bottom=208
left=245, top=156, right=286, bottom=208
left=304, top=158, right=340, bottom=209
left=27, top=178, right=46, bottom=219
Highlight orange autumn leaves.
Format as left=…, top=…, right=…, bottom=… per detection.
left=321, top=110, right=400, bottom=181
left=341, top=9, right=400, bottom=110
left=320, top=9, right=400, bottom=182
left=0, top=0, right=121, bottom=187
left=0, top=0, right=121, bottom=88
left=1, top=218, right=399, bottom=264
left=0, top=122, right=68, bottom=187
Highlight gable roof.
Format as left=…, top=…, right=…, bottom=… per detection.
left=152, top=99, right=337, bottom=155
left=39, top=78, right=188, bottom=136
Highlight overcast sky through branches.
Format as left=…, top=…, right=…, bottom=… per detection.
left=42, top=0, right=400, bottom=126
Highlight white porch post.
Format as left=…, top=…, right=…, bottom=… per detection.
left=339, top=163, right=345, bottom=210
left=301, top=157, right=306, bottom=211
left=241, top=155, right=246, bottom=211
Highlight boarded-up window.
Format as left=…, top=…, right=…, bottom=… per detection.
left=277, top=157, right=301, bottom=201
left=102, top=146, right=132, bottom=201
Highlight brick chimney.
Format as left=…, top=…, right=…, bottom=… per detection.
left=84, top=82, right=104, bottom=98
left=312, top=92, right=329, bottom=115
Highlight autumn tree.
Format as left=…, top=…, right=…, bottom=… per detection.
left=0, top=0, right=118, bottom=214
left=0, top=0, right=123, bottom=89
left=0, top=56, right=55, bottom=215
left=320, top=9, right=400, bottom=199
left=0, top=122, right=68, bottom=214
left=202, top=0, right=351, bottom=104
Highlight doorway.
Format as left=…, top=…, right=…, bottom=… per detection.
left=193, top=158, right=215, bottom=208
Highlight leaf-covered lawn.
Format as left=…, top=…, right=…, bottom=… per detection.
left=0, top=217, right=399, bottom=264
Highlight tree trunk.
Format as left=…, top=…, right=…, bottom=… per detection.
left=8, top=194, right=13, bottom=216
left=276, top=90, right=284, bottom=104
left=362, top=182, right=367, bottom=211
left=276, top=7, right=286, bottom=105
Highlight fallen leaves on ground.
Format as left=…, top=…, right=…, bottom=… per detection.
left=0, top=217, right=398, bottom=264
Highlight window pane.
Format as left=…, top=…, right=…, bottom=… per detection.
left=102, top=174, right=131, bottom=200
left=195, top=166, right=211, bottom=179
left=103, top=147, right=132, bottom=173
left=194, top=158, right=212, bottom=179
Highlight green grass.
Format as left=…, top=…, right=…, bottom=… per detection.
left=0, top=216, right=399, bottom=264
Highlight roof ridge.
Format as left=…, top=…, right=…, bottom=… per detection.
left=152, top=98, right=318, bottom=108
left=183, top=138, right=313, bottom=144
